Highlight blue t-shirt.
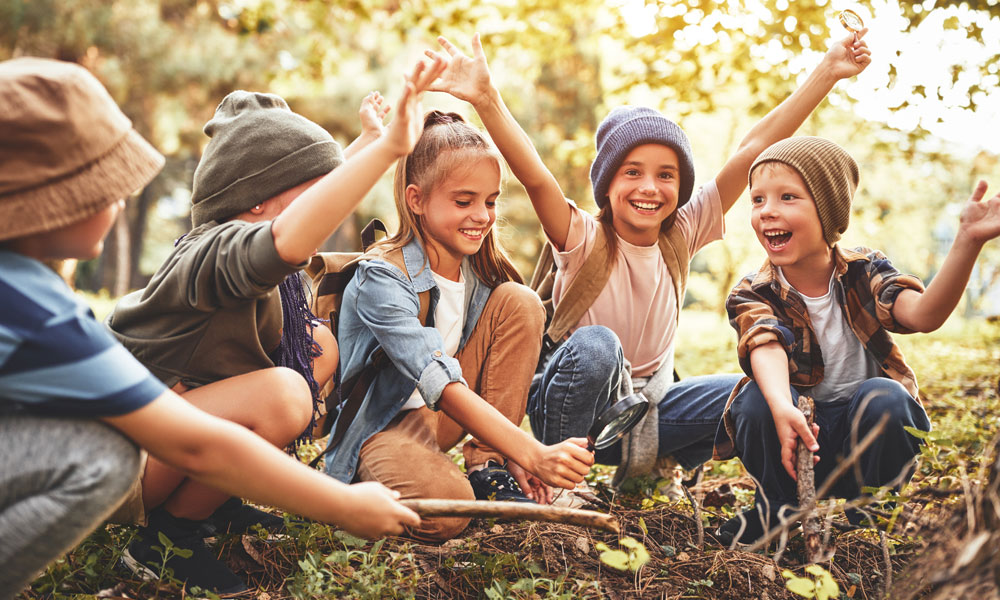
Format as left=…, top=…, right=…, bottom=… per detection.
left=0, top=250, right=166, bottom=417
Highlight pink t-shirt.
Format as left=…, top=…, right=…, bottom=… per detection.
left=550, top=180, right=724, bottom=377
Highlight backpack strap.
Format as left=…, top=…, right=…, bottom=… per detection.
left=542, top=224, right=690, bottom=344
left=658, top=224, right=690, bottom=324
left=544, top=231, right=611, bottom=344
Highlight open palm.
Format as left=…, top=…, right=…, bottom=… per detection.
left=959, top=180, right=1000, bottom=245
left=427, top=34, right=493, bottom=107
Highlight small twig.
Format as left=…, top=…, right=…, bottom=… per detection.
left=747, top=414, right=889, bottom=554
left=879, top=529, right=893, bottom=598
left=401, top=499, right=620, bottom=533
left=682, top=468, right=706, bottom=549
left=796, top=396, right=821, bottom=563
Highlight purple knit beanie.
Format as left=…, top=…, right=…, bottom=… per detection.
left=589, top=106, right=695, bottom=209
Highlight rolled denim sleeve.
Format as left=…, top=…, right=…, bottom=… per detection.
left=350, top=261, right=465, bottom=410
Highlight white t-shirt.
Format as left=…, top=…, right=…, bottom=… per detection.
left=778, top=268, right=880, bottom=403
left=401, top=270, right=466, bottom=410
left=550, top=180, right=724, bottom=377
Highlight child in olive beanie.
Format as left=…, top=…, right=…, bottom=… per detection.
left=190, top=91, right=344, bottom=226
left=106, top=56, right=445, bottom=592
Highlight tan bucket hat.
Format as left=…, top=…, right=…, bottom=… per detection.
left=0, top=57, right=164, bottom=241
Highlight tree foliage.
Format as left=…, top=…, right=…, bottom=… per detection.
left=1, top=0, right=997, bottom=311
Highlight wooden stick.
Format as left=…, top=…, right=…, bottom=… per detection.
left=747, top=414, right=889, bottom=554
left=401, top=499, right=620, bottom=533
left=796, top=396, right=822, bottom=563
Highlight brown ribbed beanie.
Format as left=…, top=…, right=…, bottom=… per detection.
left=190, top=91, right=343, bottom=227
left=750, top=137, right=858, bottom=246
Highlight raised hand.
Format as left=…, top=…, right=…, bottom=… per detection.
left=382, top=54, right=447, bottom=157
left=957, top=180, right=1000, bottom=246
left=358, top=91, right=390, bottom=139
left=425, top=34, right=493, bottom=108
left=822, top=28, right=872, bottom=80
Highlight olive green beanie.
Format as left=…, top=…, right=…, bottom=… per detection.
left=190, top=91, right=343, bottom=226
left=750, top=137, right=859, bottom=246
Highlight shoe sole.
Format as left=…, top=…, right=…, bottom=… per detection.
left=120, top=548, right=160, bottom=582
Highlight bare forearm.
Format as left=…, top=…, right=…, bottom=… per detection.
left=894, top=237, right=983, bottom=332
left=437, top=382, right=541, bottom=470
left=271, top=138, right=400, bottom=264
left=473, top=88, right=571, bottom=246
left=342, top=131, right=381, bottom=161
left=749, top=342, right=794, bottom=411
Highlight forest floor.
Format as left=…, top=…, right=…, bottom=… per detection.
left=20, top=311, right=1000, bottom=599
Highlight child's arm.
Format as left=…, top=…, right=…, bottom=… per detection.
left=748, top=342, right=820, bottom=481
left=892, top=181, right=1000, bottom=332
left=270, top=56, right=446, bottom=265
left=436, top=382, right=594, bottom=490
left=714, top=30, right=871, bottom=214
left=341, top=91, right=391, bottom=161
left=428, top=35, right=574, bottom=250
left=102, top=390, right=421, bottom=538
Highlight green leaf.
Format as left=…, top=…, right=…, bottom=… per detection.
left=599, top=549, right=630, bottom=571
left=157, top=531, right=173, bottom=549
left=619, top=537, right=643, bottom=550
left=638, top=517, right=648, bottom=536
left=804, top=564, right=827, bottom=577
left=816, top=570, right=840, bottom=600
left=784, top=576, right=816, bottom=598
left=904, top=426, right=930, bottom=440
left=595, top=541, right=611, bottom=552
left=173, top=547, right=193, bottom=559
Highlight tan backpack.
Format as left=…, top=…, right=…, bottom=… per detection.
left=305, top=220, right=430, bottom=459
left=529, top=225, right=690, bottom=355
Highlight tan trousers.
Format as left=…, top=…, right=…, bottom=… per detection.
left=357, top=282, right=543, bottom=541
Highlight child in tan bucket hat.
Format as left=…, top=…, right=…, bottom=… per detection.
left=0, top=57, right=432, bottom=597
left=715, top=136, right=1000, bottom=546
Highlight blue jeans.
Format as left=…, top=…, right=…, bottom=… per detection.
left=729, top=377, right=930, bottom=509
left=527, top=325, right=741, bottom=470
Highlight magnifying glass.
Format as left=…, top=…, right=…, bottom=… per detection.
left=839, top=9, right=864, bottom=42
left=587, top=392, right=650, bottom=451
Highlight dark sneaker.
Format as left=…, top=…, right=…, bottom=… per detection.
left=204, top=497, right=286, bottom=536
left=715, top=506, right=782, bottom=546
left=468, top=460, right=535, bottom=503
left=121, top=508, right=248, bottom=594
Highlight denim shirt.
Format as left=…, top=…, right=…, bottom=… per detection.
left=323, top=236, right=493, bottom=482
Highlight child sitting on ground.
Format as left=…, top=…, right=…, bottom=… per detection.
left=0, top=57, right=420, bottom=600
left=715, top=136, right=1000, bottom=544
left=104, top=56, right=444, bottom=590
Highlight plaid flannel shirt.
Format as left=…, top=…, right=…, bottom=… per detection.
left=713, top=246, right=925, bottom=460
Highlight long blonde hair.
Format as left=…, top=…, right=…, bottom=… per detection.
left=376, top=110, right=523, bottom=287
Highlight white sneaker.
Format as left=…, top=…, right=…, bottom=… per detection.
left=550, top=480, right=599, bottom=509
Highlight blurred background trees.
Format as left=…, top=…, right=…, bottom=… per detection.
left=2, top=0, right=998, bottom=315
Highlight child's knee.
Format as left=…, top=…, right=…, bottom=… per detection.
left=856, top=378, right=916, bottom=424
left=67, top=422, right=142, bottom=502
left=260, top=367, right=314, bottom=434
left=564, top=325, right=621, bottom=369
left=730, top=383, right=774, bottom=428
left=311, top=324, right=338, bottom=386
left=493, top=282, right=544, bottom=330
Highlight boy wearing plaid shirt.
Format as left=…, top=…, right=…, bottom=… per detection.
left=715, top=137, right=1000, bottom=545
